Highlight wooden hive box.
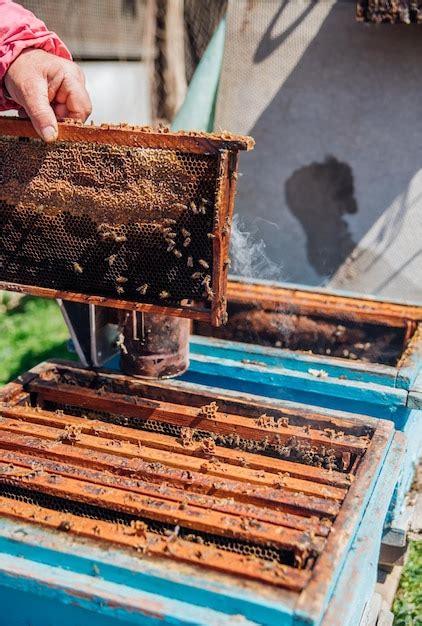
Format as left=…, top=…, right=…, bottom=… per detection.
left=190, top=278, right=422, bottom=541
left=0, top=361, right=402, bottom=626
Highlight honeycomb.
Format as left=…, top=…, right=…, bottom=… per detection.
left=46, top=400, right=344, bottom=471
left=0, top=121, right=253, bottom=320
left=0, top=482, right=292, bottom=566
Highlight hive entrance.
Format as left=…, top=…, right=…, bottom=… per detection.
left=0, top=361, right=383, bottom=594
left=0, top=118, right=253, bottom=326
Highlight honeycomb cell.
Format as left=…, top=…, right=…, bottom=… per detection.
left=0, top=136, right=222, bottom=307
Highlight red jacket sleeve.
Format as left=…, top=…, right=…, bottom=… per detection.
left=0, top=0, right=71, bottom=110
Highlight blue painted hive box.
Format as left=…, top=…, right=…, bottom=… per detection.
left=190, top=278, right=422, bottom=525
left=0, top=361, right=402, bottom=626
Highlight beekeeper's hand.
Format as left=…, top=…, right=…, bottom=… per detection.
left=4, top=48, right=92, bottom=143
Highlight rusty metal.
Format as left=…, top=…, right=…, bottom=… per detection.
left=0, top=360, right=393, bottom=594
left=0, top=117, right=253, bottom=326
left=193, top=279, right=422, bottom=365
left=118, top=312, right=190, bottom=378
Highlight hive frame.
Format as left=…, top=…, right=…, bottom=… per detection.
left=0, top=118, right=252, bottom=326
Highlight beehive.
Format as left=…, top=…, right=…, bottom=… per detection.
left=190, top=278, right=422, bottom=537
left=0, top=117, right=253, bottom=325
left=0, top=361, right=402, bottom=626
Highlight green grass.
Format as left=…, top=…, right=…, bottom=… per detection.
left=393, top=540, right=422, bottom=625
left=0, top=296, right=73, bottom=384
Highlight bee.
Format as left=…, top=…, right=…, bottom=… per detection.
left=191, top=272, right=203, bottom=280
left=190, top=201, right=198, bottom=214
left=222, top=217, right=231, bottom=235
left=201, top=274, right=211, bottom=286
left=181, top=228, right=191, bottom=238
left=106, top=254, right=117, bottom=267
left=136, top=284, right=148, bottom=295
left=115, top=235, right=127, bottom=243
left=201, top=198, right=209, bottom=205
left=231, top=171, right=238, bottom=180
left=167, top=241, right=176, bottom=252
left=116, top=276, right=128, bottom=284
left=173, top=249, right=182, bottom=259
left=116, top=286, right=125, bottom=295
left=198, top=203, right=207, bottom=215
left=160, top=290, right=170, bottom=299
left=187, top=256, right=193, bottom=268
left=72, top=262, right=83, bottom=274
left=183, top=238, right=191, bottom=248
left=174, top=203, right=187, bottom=211
left=204, top=288, right=214, bottom=301
left=198, top=259, right=209, bottom=269
left=164, top=218, right=177, bottom=225
left=207, top=232, right=216, bottom=239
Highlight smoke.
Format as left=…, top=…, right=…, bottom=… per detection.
left=229, top=214, right=283, bottom=281
left=229, top=215, right=291, bottom=342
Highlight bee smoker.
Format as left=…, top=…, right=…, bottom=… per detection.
left=118, top=312, right=190, bottom=379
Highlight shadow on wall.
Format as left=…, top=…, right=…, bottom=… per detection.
left=226, top=0, right=422, bottom=287
left=285, top=156, right=357, bottom=276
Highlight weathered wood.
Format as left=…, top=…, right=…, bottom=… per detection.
left=0, top=282, right=212, bottom=322
left=0, top=416, right=341, bottom=517
left=28, top=379, right=369, bottom=456
left=0, top=117, right=254, bottom=154
left=39, top=360, right=373, bottom=435
left=0, top=497, right=309, bottom=592
left=0, top=403, right=350, bottom=491
left=0, top=457, right=323, bottom=555
left=227, top=280, right=422, bottom=325
left=0, top=442, right=330, bottom=536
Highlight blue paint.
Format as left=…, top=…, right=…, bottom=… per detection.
left=0, top=552, right=260, bottom=626
left=0, top=520, right=293, bottom=626
left=408, top=370, right=422, bottom=409
left=181, top=356, right=407, bottom=418
left=319, top=435, right=404, bottom=626
left=190, top=336, right=398, bottom=387
left=0, top=586, right=129, bottom=626
left=294, top=428, right=397, bottom=625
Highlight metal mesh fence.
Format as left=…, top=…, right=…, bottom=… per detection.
left=18, top=0, right=154, bottom=59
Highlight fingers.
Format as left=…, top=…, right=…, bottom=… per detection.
left=54, top=71, right=92, bottom=122
left=4, top=50, right=92, bottom=142
left=18, top=77, right=58, bottom=142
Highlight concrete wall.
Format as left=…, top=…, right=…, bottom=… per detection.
left=216, top=0, right=422, bottom=302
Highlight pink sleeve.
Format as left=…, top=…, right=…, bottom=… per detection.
left=0, top=0, right=72, bottom=110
